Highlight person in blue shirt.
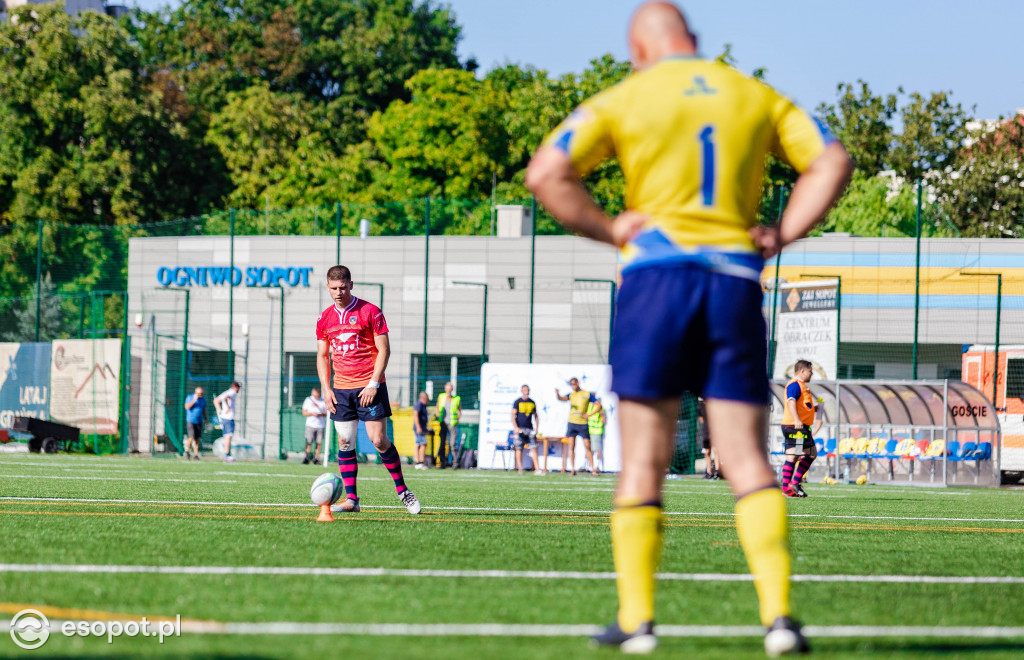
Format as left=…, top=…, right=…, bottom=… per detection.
left=183, top=386, right=207, bottom=460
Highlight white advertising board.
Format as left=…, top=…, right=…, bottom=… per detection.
left=50, top=339, right=121, bottom=435
left=478, top=363, right=621, bottom=472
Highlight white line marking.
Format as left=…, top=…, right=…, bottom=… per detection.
left=0, top=474, right=236, bottom=484
left=1, top=564, right=1020, bottom=584
left=1, top=496, right=1021, bottom=523
left=3, top=620, right=1020, bottom=638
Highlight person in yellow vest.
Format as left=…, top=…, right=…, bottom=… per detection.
left=587, top=397, right=607, bottom=474
left=436, top=382, right=461, bottom=469
left=781, top=360, right=822, bottom=498
left=555, top=377, right=599, bottom=476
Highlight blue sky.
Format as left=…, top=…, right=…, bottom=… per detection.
left=131, top=0, right=1023, bottom=120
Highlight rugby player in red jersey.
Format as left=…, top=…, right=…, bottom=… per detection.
left=316, top=265, right=421, bottom=514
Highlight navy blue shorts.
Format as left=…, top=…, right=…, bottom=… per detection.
left=566, top=422, right=590, bottom=440
left=330, top=382, right=392, bottom=422
left=610, top=265, right=769, bottom=404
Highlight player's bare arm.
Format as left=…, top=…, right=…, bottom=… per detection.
left=786, top=398, right=803, bottom=429
left=316, top=338, right=337, bottom=414
left=752, top=142, right=853, bottom=258
left=526, top=147, right=647, bottom=248
left=511, top=409, right=520, bottom=434
left=555, top=389, right=568, bottom=402
left=359, top=333, right=390, bottom=407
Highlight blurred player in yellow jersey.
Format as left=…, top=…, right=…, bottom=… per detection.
left=527, top=2, right=852, bottom=655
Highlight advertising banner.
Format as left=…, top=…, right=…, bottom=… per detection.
left=50, top=339, right=121, bottom=435
left=478, top=363, right=620, bottom=472
left=0, top=343, right=51, bottom=436
left=772, top=280, right=839, bottom=380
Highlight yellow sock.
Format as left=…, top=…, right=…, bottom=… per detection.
left=735, top=487, right=791, bottom=626
left=611, top=500, right=663, bottom=633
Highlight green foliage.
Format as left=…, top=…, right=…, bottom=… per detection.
left=1, top=274, right=64, bottom=342
left=939, top=116, right=1024, bottom=237
left=817, top=80, right=970, bottom=182
left=0, top=4, right=221, bottom=229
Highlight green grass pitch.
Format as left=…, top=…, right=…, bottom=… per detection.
left=0, top=454, right=1022, bottom=658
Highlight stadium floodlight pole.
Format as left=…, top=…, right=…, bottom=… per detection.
left=574, top=278, right=617, bottom=347
left=529, top=196, right=537, bottom=363
left=912, top=178, right=922, bottom=379
left=962, top=272, right=1002, bottom=409
left=35, top=219, right=42, bottom=342
left=802, top=274, right=842, bottom=378
left=453, top=281, right=488, bottom=361
left=357, top=282, right=384, bottom=311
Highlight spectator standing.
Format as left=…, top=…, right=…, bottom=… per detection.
left=214, top=381, right=241, bottom=463
left=436, top=382, right=461, bottom=468
left=183, top=386, right=206, bottom=460
left=512, top=384, right=543, bottom=475
left=302, top=387, right=327, bottom=465
left=413, top=391, right=429, bottom=470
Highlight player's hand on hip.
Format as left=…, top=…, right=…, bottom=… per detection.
left=358, top=385, right=378, bottom=407
left=749, top=224, right=782, bottom=259
left=610, top=210, right=648, bottom=248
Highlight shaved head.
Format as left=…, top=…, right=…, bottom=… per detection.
left=628, top=2, right=697, bottom=70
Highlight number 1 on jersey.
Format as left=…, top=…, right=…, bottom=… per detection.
left=698, top=125, right=715, bottom=207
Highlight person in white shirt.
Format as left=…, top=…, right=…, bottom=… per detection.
left=302, top=387, right=328, bottom=465
left=214, top=381, right=241, bottom=463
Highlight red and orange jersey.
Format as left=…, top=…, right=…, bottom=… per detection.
left=315, top=297, right=388, bottom=390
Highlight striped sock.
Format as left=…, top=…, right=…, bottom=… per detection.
left=780, top=460, right=795, bottom=488
left=791, top=455, right=814, bottom=487
left=337, top=449, right=358, bottom=502
left=379, top=444, right=408, bottom=495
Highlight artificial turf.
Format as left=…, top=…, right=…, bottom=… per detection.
left=0, top=454, right=1021, bottom=658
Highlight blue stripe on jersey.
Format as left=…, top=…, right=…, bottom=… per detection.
left=624, top=228, right=764, bottom=281
left=553, top=129, right=574, bottom=154
left=813, top=117, right=837, bottom=146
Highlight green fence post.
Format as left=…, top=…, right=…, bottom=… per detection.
left=421, top=198, right=430, bottom=395
left=529, top=196, right=537, bottom=363
left=229, top=209, right=235, bottom=384
left=912, top=178, right=922, bottom=379
left=335, top=202, right=342, bottom=265
left=120, top=292, right=130, bottom=453
left=767, top=185, right=785, bottom=375
left=180, top=289, right=190, bottom=456
left=35, top=219, right=42, bottom=342
left=279, top=285, right=285, bottom=459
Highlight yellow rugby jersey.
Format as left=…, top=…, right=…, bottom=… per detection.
left=567, top=389, right=596, bottom=425
left=544, top=56, right=834, bottom=274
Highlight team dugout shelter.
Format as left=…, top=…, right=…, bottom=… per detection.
left=768, top=379, right=1002, bottom=486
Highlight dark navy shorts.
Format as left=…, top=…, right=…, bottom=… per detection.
left=330, top=382, right=392, bottom=422
left=566, top=422, right=590, bottom=440
left=610, top=265, right=769, bottom=404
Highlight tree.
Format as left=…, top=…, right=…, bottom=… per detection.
left=940, top=115, right=1024, bottom=237
left=205, top=84, right=323, bottom=208
left=890, top=91, right=969, bottom=182
left=127, top=0, right=466, bottom=149
left=0, top=4, right=222, bottom=230
left=817, top=81, right=969, bottom=182
left=817, top=81, right=897, bottom=177
left=1, top=274, right=64, bottom=342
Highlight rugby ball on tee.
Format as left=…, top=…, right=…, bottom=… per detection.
left=310, top=473, right=344, bottom=506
